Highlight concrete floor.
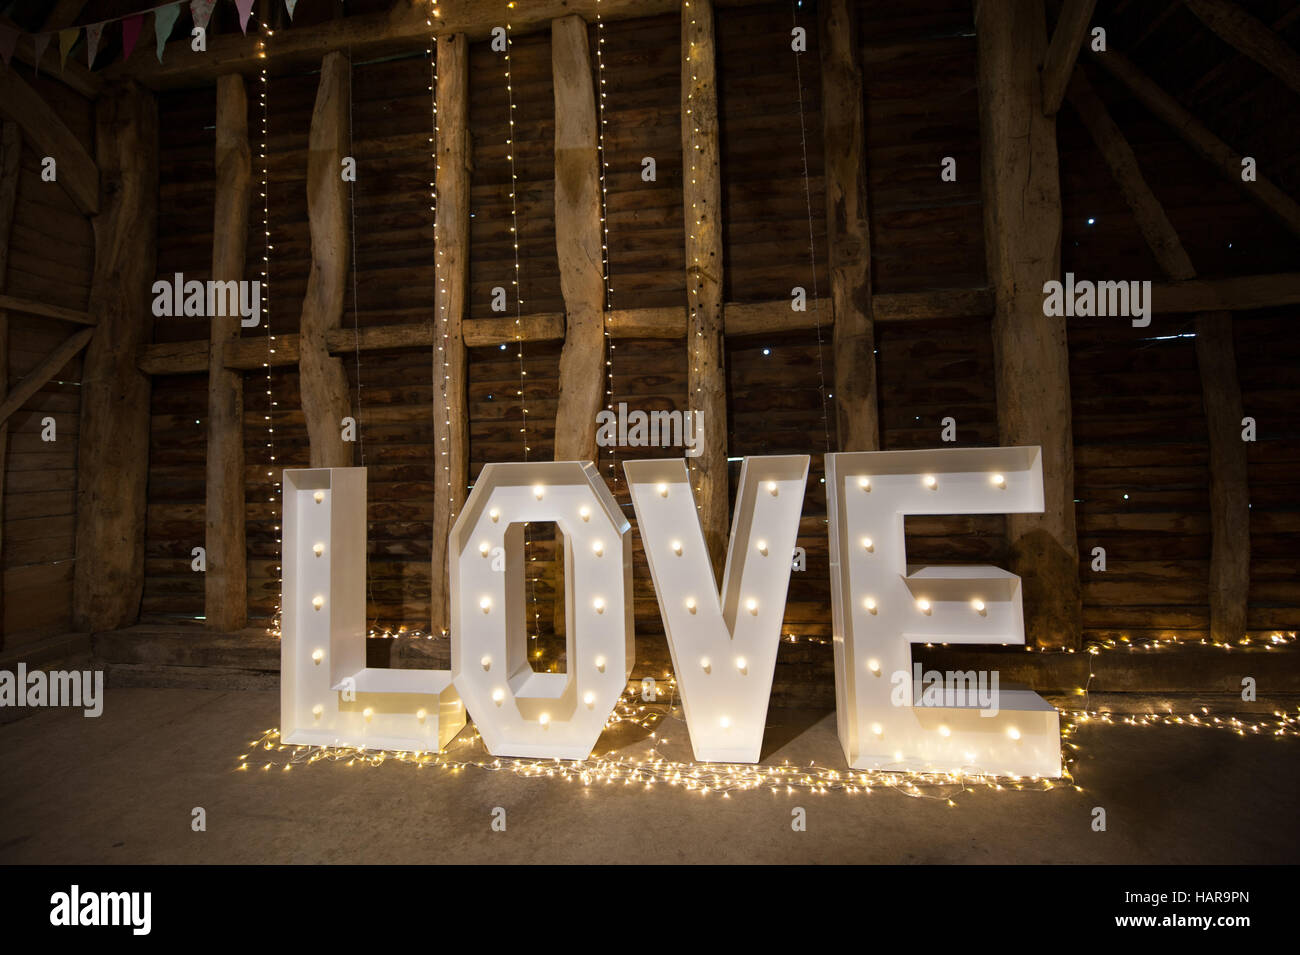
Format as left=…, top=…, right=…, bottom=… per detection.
left=1, top=687, right=1296, bottom=864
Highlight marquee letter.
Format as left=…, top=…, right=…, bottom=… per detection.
left=450, top=461, right=633, bottom=759
left=281, top=468, right=465, bottom=751
left=625, top=455, right=809, bottom=762
left=825, top=447, right=1061, bottom=777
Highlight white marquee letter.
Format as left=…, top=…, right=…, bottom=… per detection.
left=281, top=468, right=465, bottom=751
left=625, top=455, right=809, bottom=762
left=451, top=461, right=633, bottom=759
left=825, top=447, right=1061, bottom=777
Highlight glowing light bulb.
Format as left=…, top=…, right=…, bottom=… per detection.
left=700, top=656, right=711, bottom=670
left=539, top=713, right=550, bottom=727
left=765, top=480, right=778, bottom=495
left=939, top=724, right=951, bottom=737
left=871, top=722, right=883, bottom=737
left=479, top=541, right=490, bottom=556
left=923, top=475, right=937, bottom=489
left=861, top=537, right=873, bottom=552
left=593, top=596, right=606, bottom=613
left=867, top=658, right=880, bottom=674
left=491, top=687, right=505, bottom=703
left=311, top=649, right=324, bottom=663
left=480, top=596, right=492, bottom=612
left=719, top=716, right=731, bottom=729
left=746, top=598, right=758, bottom=615
left=656, top=482, right=668, bottom=497
left=917, top=598, right=932, bottom=614
left=583, top=691, right=595, bottom=706
left=594, top=655, right=607, bottom=671
left=312, top=595, right=324, bottom=610
left=858, top=476, right=870, bottom=490
left=735, top=656, right=747, bottom=670
left=592, top=540, right=604, bottom=556
left=671, top=540, right=683, bottom=555
left=972, top=599, right=986, bottom=613
left=579, top=505, right=591, bottom=521
left=1007, top=727, right=1021, bottom=740
left=756, top=539, right=768, bottom=556
left=863, top=597, right=877, bottom=613
left=312, top=704, right=324, bottom=717
left=312, top=542, right=325, bottom=557
left=480, top=654, right=492, bottom=669
left=313, top=491, right=324, bottom=503
left=363, top=707, right=374, bottom=720
left=991, top=473, right=1006, bottom=487
left=685, top=597, right=697, bottom=613
left=489, top=507, right=500, bottom=522
left=416, top=708, right=427, bottom=721
left=532, top=484, right=544, bottom=500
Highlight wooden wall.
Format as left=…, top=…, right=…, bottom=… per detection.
left=1, top=75, right=95, bottom=648
left=134, top=0, right=1300, bottom=671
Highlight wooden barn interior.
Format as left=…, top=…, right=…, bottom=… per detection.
left=1, top=0, right=1298, bottom=711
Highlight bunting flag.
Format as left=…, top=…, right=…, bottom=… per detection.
left=285, top=0, right=298, bottom=19
left=235, top=0, right=256, bottom=34
left=32, top=33, right=50, bottom=76
left=0, top=25, right=17, bottom=68
left=121, top=15, right=143, bottom=61
left=155, top=3, right=180, bottom=63
left=85, top=22, right=104, bottom=69
left=190, top=0, right=216, bottom=32
left=58, top=27, right=78, bottom=71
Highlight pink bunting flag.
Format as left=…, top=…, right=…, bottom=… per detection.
left=85, top=22, right=104, bottom=69
left=58, top=27, right=78, bottom=71
left=0, top=26, right=17, bottom=68
left=285, top=0, right=298, bottom=19
left=32, top=33, right=50, bottom=76
left=235, top=0, right=256, bottom=34
left=155, top=3, right=180, bottom=63
left=121, top=15, right=143, bottom=61
left=189, top=0, right=216, bottom=32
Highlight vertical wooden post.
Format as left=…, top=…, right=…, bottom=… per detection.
left=73, top=82, right=157, bottom=632
left=682, top=0, right=729, bottom=577
left=976, top=0, right=1080, bottom=648
left=1067, top=68, right=1250, bottom=643
left=0, top=122, right=20, bottom=645
left=204, top=74, right=251, bottom=632
left=819, top=0, right=878, bottom=452
left=431, top=34, right=470, bottom=637
left=298, top=51, right=354, bottom=469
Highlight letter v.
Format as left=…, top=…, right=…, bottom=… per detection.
left=624, top=455, right=809, bottom=762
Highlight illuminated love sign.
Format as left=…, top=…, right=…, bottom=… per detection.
left=281, top=448, right=1061, bottom=778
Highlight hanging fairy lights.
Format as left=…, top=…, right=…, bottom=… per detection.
left=595, top=1, right=619, bottom=495
left=683, top=2, right=705, bottom=507
left=255, top=16, right=282, bottom=638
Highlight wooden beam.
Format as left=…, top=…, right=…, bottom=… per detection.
left=298, top=51, right=354, bottom=470
left=0, top=67, right=98, bottom=215
left=1154, top=272, right=1300, bottom=312
left=820, top=0, right=878, bottom=451
left=106, top=1, right=760, bottom=91
left=204, top=75, right=251, bottom=633
left=977, top=0, right=1080, bottom=649
left=1068, top=66, right=1249, bottom=645
left=1040, top=0, right=1097, bottom=115
left=0, top=327, right=93, bottom=426
left=1090, top=47, right=1300, bottom=238
left=73, top=81, right=157, bottom=633
left=0, top=294, right=95, bottom=325
left=464, top=313, right=566, bottom=347
left=1184, top=0, right=1300, bottom=96
left=682, top=0, right=729, bottom=576
left=431, top=34, right=470, bottom=637
left=0, top=121, right=19, bottom=645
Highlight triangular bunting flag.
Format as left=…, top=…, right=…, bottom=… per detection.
left=155, top=3, right=180, bottom=63
left=285, top=0, right=298, bottom=20
left=58, top=27, right=78, bottom=71
left=235, top=0, right=256, bottom=34
left=0, top=26, right=17, bottom=68
left=190, top=0, right=216, bottom=32
left=32, top=33, right=50, bottom=76
left=122, top=15, right=143, bottom=62
left=85, top=22, right=104, bottom=69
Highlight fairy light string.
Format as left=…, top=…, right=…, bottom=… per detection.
left=595, top=1, right=619, bottom=496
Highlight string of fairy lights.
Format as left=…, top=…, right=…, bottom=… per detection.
left=255, top=17, right=283, bottom=638
left=683, top=2, right=707, bottom=506
left=595, top=2, right=619, bottom=496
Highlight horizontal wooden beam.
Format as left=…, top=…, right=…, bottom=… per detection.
left=0, top=293, right=95, bottom=325
left=0, top=68, right=98, bottom=214
left=107, top=0, right=758, bottom=91
left=0, top=326, right=93, bottom=425
left=1154, top=271, right=1300, bottom=313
